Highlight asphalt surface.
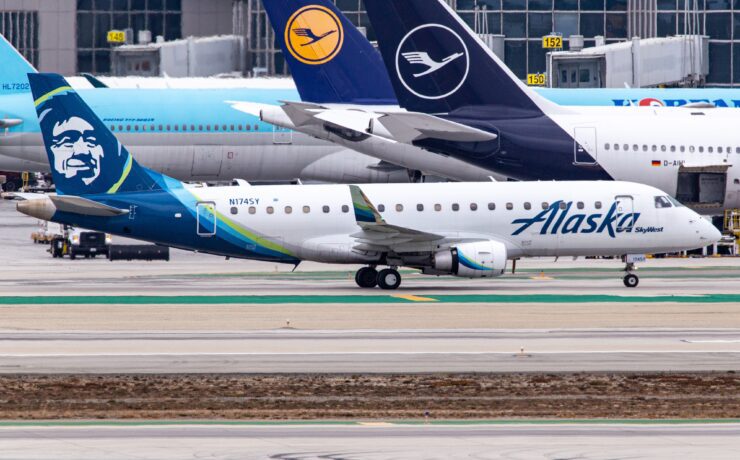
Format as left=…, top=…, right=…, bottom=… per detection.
left=1, top=329, right=740, bottom=373
left=0, top=423, right=738, bottom=459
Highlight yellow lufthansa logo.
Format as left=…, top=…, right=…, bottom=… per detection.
left=285, top=5, right=344, bottom=65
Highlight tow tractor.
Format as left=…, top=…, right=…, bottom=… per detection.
left=49, top=226, right=111, bottom=259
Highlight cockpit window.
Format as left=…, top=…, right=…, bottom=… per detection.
left=667, top=196, right=685, bottom=207
left=654, top=196, right=673, bottom=209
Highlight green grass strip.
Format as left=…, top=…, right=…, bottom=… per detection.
left=1, top=294, right=740, bottom=305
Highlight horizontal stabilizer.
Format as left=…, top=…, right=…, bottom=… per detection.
left=50, top=195, right=129, bottom=217
left=372, top=112, right=497, bottom=143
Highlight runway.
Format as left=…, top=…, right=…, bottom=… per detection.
left=0, top=422, right=738, bottom=459
left=1, top=329, right=739, bottom=373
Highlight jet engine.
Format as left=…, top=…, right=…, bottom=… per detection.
left=429, top=241, right=507, bottom=278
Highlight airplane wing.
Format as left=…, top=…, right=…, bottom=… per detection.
left=50, top=195, right=129, bottom=217
left=348, top=185, right=447, bottom=251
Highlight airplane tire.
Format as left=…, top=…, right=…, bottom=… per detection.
left=377, top=269, right=401, bottom=290
left=355, top=267, right=378, bottom=288
left=623, top=274, right=639, bottom=288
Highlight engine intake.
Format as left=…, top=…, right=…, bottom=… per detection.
left=432, top=241, right=507, bottom=278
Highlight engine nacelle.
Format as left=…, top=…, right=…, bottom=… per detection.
left=431, top=241, right=507, bottom=278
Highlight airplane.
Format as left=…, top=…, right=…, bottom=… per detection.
left=256, top=0, right=740, bottom=213
left=17, top=73, right=720, bottom=289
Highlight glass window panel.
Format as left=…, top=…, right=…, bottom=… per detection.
left=504, top=40, right=527, bottom=78
left=476, top=0, right=502, bottom=8
left=336, top=0, right=359, bottom=10
left=148, top=13, right=164, bottom=37
left=131, top=0, right=146, bottom=9
left=657, top=13, right=676, bottom=36
left=94, top=50, right=111, bottom=74
left=458, top=12, right=475, bottom=29
left=113, top=0, right=128, bottom=10
left=708, top=42, right=731, bottom=84
left=606, top=0, right=627, bottom=10
left=706, top=13, right=731, bottom=40
left=503, top=13, right=526, bottom=38
left=554, top=0, right=577, bottom=10
left=149, top=0, right=163, bottom=9
left=658, top=0, right=677, bottom=9
left=77, top=0, right=94, bottom=10
left=705, top=0, right=731, bottom=10
left=131, top=12, right=146, bottom=33
left=528, top=13, right=552, bottom=36
left=580, top=13, right=604, bottom=37
left=94, top=13, right=111, bottom=48
left=164, top=13, right=181, bottom=40
left=503, top=0, right=526, bottom=10
left=605, top=13, right=627, bottom=38
left=166, top=0, right=181, bottom=11
left=77, top=51, right=93, bottom=73
left=554, top=12, right=578, bottom=37
left=580, top=0, right=605, bottom=10
left=113, top=12, right=129, bottom=29
left=733, top=43, right=740, bottom=84
left=97, top=0, right=113, bottom=9
left=487, top=13, right=502, bottom=34
left=77, top=13, right=94, bottom=48
left=528, top=0, right=552, bottom=9
left=528, top=41, right=546, bottom=73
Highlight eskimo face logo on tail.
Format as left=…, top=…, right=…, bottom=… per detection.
left=285, top=5, right=344, bottom=65
left=49, top=116, right=104, bottom=185
left=395, top=24, right=469, bottom=100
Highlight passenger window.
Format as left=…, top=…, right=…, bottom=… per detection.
left=342, top=205, right=349, bottom=213
left=595, top=201, right=602, bottom=209
left=248, top=207, right=256, bottom=215
left=417, top=204, right=424, bottom=212
left=230, top=125, right=235, bottom=131
left=266, top=206, right=274, bottom=215
left=323, top=206, right=330, bottom=214
left=246, top=125, right=251, bottom=131
left=577, top=202, right=584, bottom=210
left=670, top=146, right=676, bottom=152
left=506, top=203, right=513, bottom=210
left=230, top=207, right=238, bottom=215
left=214, top=125, right=219, bottom=131
left=642, top=145, right=648, bottom=152
left=254, top=124, right=259, bottom=131
left=198, top=125, right=203, bottom=131
left=559, top=202, right=567, bottom=210
left=378, top=204, right=385, bottom=212
left=134, top=125, right=139, bottom=131
left=190, top=125, right=195, bottom=131
left=633, top=144, right=638, bottom=151
left=652, top=145, right=657, bottom=152
left=303, top=206, right=310, bottom=214
left=623, top=144, right=628, bottom=151
left=541, top=202, right=549, bottom=210
left=452, top=203, right=460, bottom=211
left=142, top=125, right=146, bottom=131
left=206, top=125, right=211, bottom=131
left=222, top=125, right=227, bottom=131
left=654, top=196, right=673, bottom=208
left=435, top=204, right=442, bottom=212
left=285, top=206, right=293, bottom=214
left=150, top=125, right=155, bottom=131
left=488, top=203, right=495, bottom=211
left=395, top=204, right=404, bottom=212
left=605, top=143, right=610, bottom=150
left=523, top=202, right=531, bottom=210
left=614, top=144, right=620, bottom=151
left=708, top=146, right=713, bottom=153
left=660, top=145, right=666, bottom=152
left=719, top=147, right=724, bottom=153
left=470, top=203, right=478, bottom=211
left=126, top=125, right=131, bottom=131
left=680, top=146, right=685, bottom=153
left=158, top=125, right=163, bottom=131
left=690, top=146, right=695, bottom=153
left=166, top=125, right=170, bottom=131
left=699, top=146, right=704, bottom=153
left=736, top=147, right=740, bottom=154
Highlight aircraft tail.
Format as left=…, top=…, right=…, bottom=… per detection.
left=262, top=0, right=397, bottom=105
left=27, top=73, right=161, bottom=196
left=363, top=0, right=559, bottom=114
left=0, top=34, right=37, bottom=94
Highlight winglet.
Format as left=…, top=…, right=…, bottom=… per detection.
left=81, top=73, right=109, bottom=88
left=350, top=185, right=385, bottom=225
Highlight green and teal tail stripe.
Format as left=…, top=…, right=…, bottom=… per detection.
left=350, top=185, right=384, bottom=224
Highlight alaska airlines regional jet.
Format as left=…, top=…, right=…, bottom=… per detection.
left=17, top=73, right=719, bottom=289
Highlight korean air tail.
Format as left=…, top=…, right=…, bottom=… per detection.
left=28, top=73, right=161, bottom=196
left=0, top=34, right=37, bottom=94
left=363, top=0, right=559, bottom=115
left=262, top=0, right=396, bottom=105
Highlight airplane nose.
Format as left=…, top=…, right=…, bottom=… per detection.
left=697, top=217, right=722, bottom=244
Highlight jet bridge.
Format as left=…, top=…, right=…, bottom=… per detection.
left=546, top=35, right=708, bottom=88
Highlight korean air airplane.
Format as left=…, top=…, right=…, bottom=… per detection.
left=17, top=73, right=719, bottom=289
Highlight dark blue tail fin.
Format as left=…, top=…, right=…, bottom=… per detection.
left=28, top=73, right=161, bottom=196
left=262, top=0, right=397, bottom=105
left=363, top=0, right=554, bottom=114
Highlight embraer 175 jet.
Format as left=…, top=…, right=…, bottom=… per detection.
left=17, top=74, right=719, bottom=289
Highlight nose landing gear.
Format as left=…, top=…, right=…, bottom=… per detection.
left=623, top=261, right=639, bottom=288
left=354, top=266, right=402, bottom=290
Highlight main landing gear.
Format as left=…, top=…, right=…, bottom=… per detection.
left=355, top=266, right=402, bottom=290
left=623, top=262, right=639, bottom=288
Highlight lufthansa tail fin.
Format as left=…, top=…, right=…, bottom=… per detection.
left=262, top=0, right=397, bottom=105
left=363, top=0, right=559, bottom=115
left=0, top=34, right=37, bottom=94
left=28, top=73, right=161, bottom=196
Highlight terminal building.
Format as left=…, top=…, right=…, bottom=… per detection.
left=0, top=0, right=737, bottom=86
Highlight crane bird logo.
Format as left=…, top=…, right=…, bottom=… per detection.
left=402, top=51, right=465, bottom=78
left=285, top=5, right=344, bottom=65
left=395, top=24, right=470, bottom=101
